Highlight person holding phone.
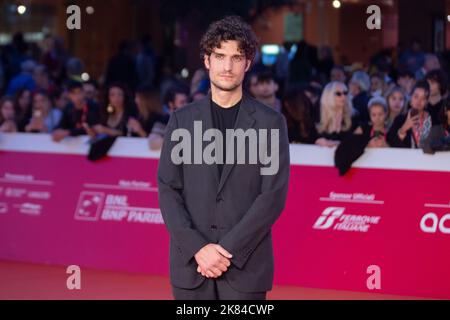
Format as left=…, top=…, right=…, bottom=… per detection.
left=91, top=82, right=136, bottom=137
left=52, top=81, right=100, bottom=142
left=0, top=96, right=18, bottom=133
left=335, top=97, right=390, bottom=175
left=25, top=91, right=62, bottom=133
left=423, top=97, right=450, bottom=154
left=353, top=97, right=390, bottom=148
left=387, top=80, right=432, bottom=149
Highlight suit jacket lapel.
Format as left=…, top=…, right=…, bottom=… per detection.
left=194, top=93, right=220, bottom=187
left=217, top=94, right=256, bottom=195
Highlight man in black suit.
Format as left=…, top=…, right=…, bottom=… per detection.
left=158, top=16, right=290, bottom=300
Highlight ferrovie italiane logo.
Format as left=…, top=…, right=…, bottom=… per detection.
left=313, top=207, right=381, bottom=233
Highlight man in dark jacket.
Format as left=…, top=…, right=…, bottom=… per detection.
left=158, top=16, right=290, bottom=300
left=52, top=81, right=100, bottom=141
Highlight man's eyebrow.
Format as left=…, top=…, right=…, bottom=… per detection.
left=211, top=52, right=244, bottom=57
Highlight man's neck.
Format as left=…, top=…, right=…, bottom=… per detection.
left=259, top=95, right=277, bottom=108
left=211, top=85, right=243, bottom=108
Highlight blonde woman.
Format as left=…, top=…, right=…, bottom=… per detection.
left=385, top=86, right=406, bottom=130
left=316, top=81, right=357, bottom=147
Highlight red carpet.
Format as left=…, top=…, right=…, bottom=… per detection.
left=0, top=260, right=425, bottom=300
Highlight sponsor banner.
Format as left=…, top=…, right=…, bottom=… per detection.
left=273, top=165, right=450, bottom=299
left=0, top=151, right=168, bottom=275
left=1, top=135, right=449, bottom=298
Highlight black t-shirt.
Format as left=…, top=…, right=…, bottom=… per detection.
left=59, top=100, right=100, bottom=136
left=211, top=99, right=241, bottom=176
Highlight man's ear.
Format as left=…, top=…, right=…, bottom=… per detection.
left=245, top=60, right=251, bottom=72
left=204, top=55, right=210, bottom=70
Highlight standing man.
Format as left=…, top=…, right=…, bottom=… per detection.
left=158, top=16, right=290, bottom=300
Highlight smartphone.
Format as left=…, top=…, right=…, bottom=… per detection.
left=410, top=109, right=419, bottom=118
left=33, top=110, right=43, bottom=119
left=373, top=131, right=383, bottom=139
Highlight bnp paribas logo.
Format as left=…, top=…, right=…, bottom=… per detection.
left=66, top=5, right=95, bottom=30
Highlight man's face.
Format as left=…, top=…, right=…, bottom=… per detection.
left=68, top=88, right=85, bottom=108
left=169, top=93, right=188, bottom=113
left=257, top=79, right=278, bottom=99
left=83, top=84, right=97, bottom=101
left=204, top=40, right=250, bottom=93
left=397, top=76, right=415, bottom=94
left=371, top=77, right=383, bottom=93
left=331, top=68, right=346, bottom=83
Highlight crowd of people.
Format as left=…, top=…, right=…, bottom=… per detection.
left=1, top=33, right=449, bottom=159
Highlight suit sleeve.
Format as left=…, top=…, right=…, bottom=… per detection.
left=56, top=108, right=87, bottom=137
left=387, top=115, right=410, bottom=148
left=157, top=112, right=209, bottom=266
left=219, top=113, right=290, bottom=269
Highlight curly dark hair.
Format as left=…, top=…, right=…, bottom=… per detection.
left=425, top=69, right=449, bottom=96
left=200, top=16, right=258, bottom=61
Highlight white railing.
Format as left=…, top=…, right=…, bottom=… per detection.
left=1, top=132, right=449, bottom=172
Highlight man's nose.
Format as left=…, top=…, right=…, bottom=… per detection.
left=224, top=58, right=233, bottom=71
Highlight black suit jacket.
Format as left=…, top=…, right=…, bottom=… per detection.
left=157, top=93, right=290, bottom=293
left=387, top=114, right=413, bottom=148
left=58, top=100, right=100, bottom=136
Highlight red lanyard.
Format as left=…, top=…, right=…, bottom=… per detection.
left=412, top=113, right=425, bottom=147
left=76, top=104, right=88, bottom=129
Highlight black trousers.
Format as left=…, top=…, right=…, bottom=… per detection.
left=172, top=277, right=267, bottom=300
